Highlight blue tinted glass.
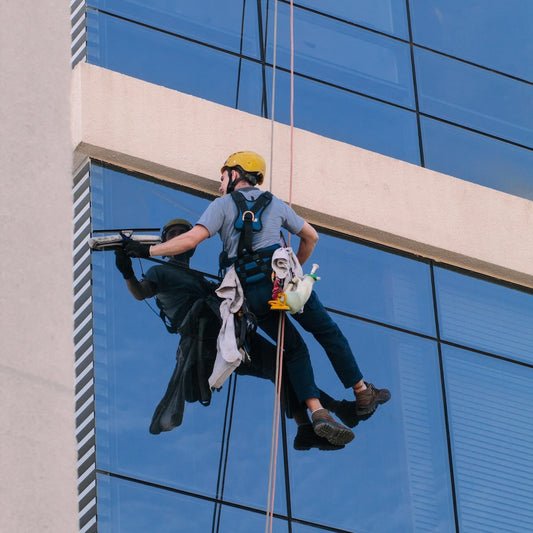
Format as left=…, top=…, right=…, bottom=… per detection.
left=92, top=166, right=225, bottom=495
left=410, top=0, right=533, bottom=82
left=238, top=61, right=421, bottom=164
left=86, top=0, right=252, bottom=56
left=218, top=506, right=288, bottom=533
left=297, top=0, right=409, bottom=39
left=442, top=346, right=533, bottom=533
left=311, top=233, right=435, bottom=336
left=97, top=474, right=215, bottom=532
left=435, top=267, right=533, bottom=364
left=415, top=48, right=533, bottom=148
left=222, top=374, right=287, bottom=514
left=290, top=318, right=455, bottom=532
left=267, top=4, right=415, bottom=108
left=87, top=11, right=239, bottom=107
left=421, top=117, right=533, bottom=200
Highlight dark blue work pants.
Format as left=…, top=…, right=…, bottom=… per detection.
left=244, top=276, right=363, bottom=404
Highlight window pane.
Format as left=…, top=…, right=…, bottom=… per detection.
left=92, top=165, right=224, bottom=495
left=218, top=505, right=288, bottom=533
left=421, top=116, right=533, bottom=200
left=97, top=474, right=215, bottom=532
left=435, top=267, right=533, bottom=364
left=415, top=48, right=533, bottom=148
left=87, top=11, right=240, bottom=107
left=267, top=4, right=415, bottom=108
left=221, top=374, right=288, bottom=515
left=443, top=346, right=533, bottom=533
left=297, top=0, right=409, bottom=39
left=311, top=233, right=435, bottom=336
left=410, top=0, right=533, bottom=81
left=290, top=318, right=455, bottom=532
left=238, top=61, right=421, bottom=164
left=86, top=0, right=253, bottom=57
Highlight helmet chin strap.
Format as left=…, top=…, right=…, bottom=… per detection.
left=226, top=169, right=254, bottom=194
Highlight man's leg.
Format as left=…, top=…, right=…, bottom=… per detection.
left=294, top=290, right=390, bottom=415
left=244, top=278, right=354, bottom=445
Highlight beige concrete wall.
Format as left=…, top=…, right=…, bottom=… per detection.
left=72, top=63, right=533, bottom=289
left=0, top=1, right=78, bottom=532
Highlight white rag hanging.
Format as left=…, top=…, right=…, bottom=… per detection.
left=271, top=247, right=302, bottom=290
left=208, top=266, right=246, bottom=389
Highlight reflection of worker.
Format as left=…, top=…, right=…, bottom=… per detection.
left=125, top=154, right=390, bottom=447
left=116, top=218, right=366, bottom=450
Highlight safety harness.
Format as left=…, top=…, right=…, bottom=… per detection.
left=229, top=190, right=278, bottom=284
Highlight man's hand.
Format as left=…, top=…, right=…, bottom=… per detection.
left=114, top=248, right=135, bottom=279
left=124, top=240, right=151, bottom=259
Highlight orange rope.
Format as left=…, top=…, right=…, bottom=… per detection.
left=265, top=1, right=295, bottom=532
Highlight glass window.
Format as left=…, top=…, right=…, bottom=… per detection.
left=266, top=4, right=415, bottom=108
left=217, top=503, right=289, bottom=533
left=238, top=61, right=421, bottom=165
left=311, top=233, right=435, bottom=336
left=86, top=0, right=255, bottom=57
left=435, top=267, right=533, bottom=364
left=221, top=374, right=288, bottom=515
left=410, top=0, right=533, bottom=82
left=92, top=165, right=225, bottom=495
left=290, top=318, right=455, bottom=532
left=86, top=10, right=240, bottom=107
left=415, top=48, right=533, bottom=148
left=296, top=0, right=409, bottom=39
left=442, top=346, right=533, bottom=533
left=421, top=116, right=533, bottom=200
left=97, top=474, right=216, bottom=532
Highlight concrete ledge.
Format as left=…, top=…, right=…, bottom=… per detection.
left=72, top=63, right=533, bottom=289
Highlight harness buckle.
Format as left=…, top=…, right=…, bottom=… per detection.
left=242, top=210, right=257, bottom=222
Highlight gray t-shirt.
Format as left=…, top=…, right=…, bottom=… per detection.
left=197, top=187, right=305, bottom=258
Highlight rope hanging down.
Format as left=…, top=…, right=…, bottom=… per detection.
left=265, top=1, right=295, bottom=532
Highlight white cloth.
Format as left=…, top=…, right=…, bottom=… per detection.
left=208, top=266, right=245, bottom=389
left=271, top=247, right=303, bottom=290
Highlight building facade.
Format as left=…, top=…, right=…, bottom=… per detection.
left=2, top=1, right=532, bottom=532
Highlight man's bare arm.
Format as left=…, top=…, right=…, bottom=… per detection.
left=150, top=225, right=210, bottom=257
left=296, top=222, right=319, bottom=265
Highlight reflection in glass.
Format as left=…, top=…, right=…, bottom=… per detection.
left=435, top=267, right=533, bottom=364
left=296, top=0, right=409, bottom=39
left=290, top=318, right=454, bottom=532
left=421, top=116, right=533, bottom=200
left=218, top=504, right=289, bottom=533
left=266, top=4, right=415, bottom=108
left=238, top=61, right=421, bottom=165
left=86, top=0, right=251, bottom=57
left=442, top=345, right=533, bottom=533
left=92, top=165, right=225, bottom=496
left=311, top=233, right=435, bottom=336
left=415, top=48, right=533, bottom=148
left=87, top=11, right=240, bottom=107
left=222, top=374, right=288, bottom=515
left=97, top=474, right=215, bottom=532
left=410, top=0, right=533, bottom=82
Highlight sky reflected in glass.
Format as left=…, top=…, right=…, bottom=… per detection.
left=410, top=0, right=533, bottom=81
left=421, top=116, right=533, bottom=200
left=296, top=0, right=409, bottom=39
left=435, top=267, right=533, bottom=364
left=442, top=345, right=533, bottom=533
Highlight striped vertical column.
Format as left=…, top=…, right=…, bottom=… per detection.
left=71, top=0, right=86, bottom=68
left=73, top=160, right=97, bottom=533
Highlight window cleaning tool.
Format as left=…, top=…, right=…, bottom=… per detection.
left=88, top=231, right=161, bottom=251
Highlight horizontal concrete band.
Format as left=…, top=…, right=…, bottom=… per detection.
left=72, top=63, right=533, bottom=289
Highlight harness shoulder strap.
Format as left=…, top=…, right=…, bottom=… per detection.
left=231, top=191, right=273, bottom=256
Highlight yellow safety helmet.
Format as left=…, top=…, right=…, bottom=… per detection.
left=221, top=151, right=266, bottom=185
